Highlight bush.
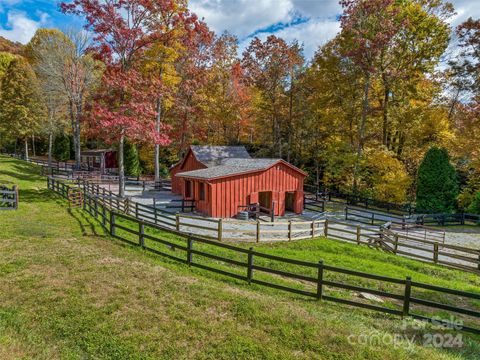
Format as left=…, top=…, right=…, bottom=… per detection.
left=124, top=140, right=141, bottom=176
left=52, top=134, right=70, bottom=162
left=416, top=147, right=458, bottom=213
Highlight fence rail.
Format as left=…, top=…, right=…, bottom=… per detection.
left=47, top=176, right=480, bottom=335
left=0, top=184, right=18, bottom=210
left=46, top=177, right=480, bottom=273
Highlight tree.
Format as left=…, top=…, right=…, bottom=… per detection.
left=0, top=57, right=46, bottom=160
left=242, top=35, right=301, bottom=157
left=339, top=0, right=404, bottom=191
left=26, top=28, right=101, bottom=169
left=416, top=147, right=458, bottom=213
left=61, top=0, right=191, bottom=197
left=124, top=140, right=141, bottom=177
left=53, top=133, right=71, bottom=162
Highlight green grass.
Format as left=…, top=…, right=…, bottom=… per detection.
left=0, top=155, right=479, bottom=360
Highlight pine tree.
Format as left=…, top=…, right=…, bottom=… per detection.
left=52, top=133, right=71, bottom=162
left=124, top=140, right=141, bottom=177
left=416, top=147, right=459, bottom=213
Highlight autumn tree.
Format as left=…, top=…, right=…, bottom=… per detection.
left=0, top=57, right=46, bottom=160
left=26, top=28, right=100, bottom=168
left=61, top=0, right=187, bottom=196
left=242, top=35, right=302, bottom=157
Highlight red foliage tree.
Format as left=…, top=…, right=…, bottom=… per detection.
left=61, top=0, right=202, bottom=196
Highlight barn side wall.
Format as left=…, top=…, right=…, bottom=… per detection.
left=209, top=163, right=305, bottom=218
left=170, top=151, right=207, bottom=194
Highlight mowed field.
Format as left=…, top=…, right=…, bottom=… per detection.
left=0, top=155, right=479, bottom=360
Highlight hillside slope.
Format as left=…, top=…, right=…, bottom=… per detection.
left=0, top=156, right=478, bottom=359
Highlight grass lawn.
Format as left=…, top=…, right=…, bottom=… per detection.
left=0, top=155, right=479, bottom=359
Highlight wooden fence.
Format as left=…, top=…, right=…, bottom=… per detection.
left=47, top=176, right=480, bottom=335
left=0, top=184, right=18, bottom=210
left=47, top=177, right=480, bottom=274
left=325, top=220, right=480, bottom=273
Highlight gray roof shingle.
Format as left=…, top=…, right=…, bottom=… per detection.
left=190, top=145, right=251, bottom=166
left=177, top=158, right=280, bottom=180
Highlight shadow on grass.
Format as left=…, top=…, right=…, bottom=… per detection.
left=17, top=189, right=56, bottom=203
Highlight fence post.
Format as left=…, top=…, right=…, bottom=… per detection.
left=102, top=206, right=107, bottom=228
left=288, top=221, right=293, bottom=241
left=247, top=247, right=254, bottom=284
left=176, top=214, right=180, bottom=231
left=311, top=221, right=315, bottom=239
left=13, top=185, right=18, bottom=210
left=433, top=243, right=439, bottom=264
left=218, top=218, right=223, bottom=242
left=135, top=202, right=139, bottom=218
left=356, top=226, right=361, bottom=245
left=139, top=222, right=145, bottom=248
left=187, top=237, right=193, bottom=266
left=316, top=260, right=324, bottom=300
left=324, top=219, right=329, bottom=238
left=345, top=207, right=348, bottom=221
left=110, top=212, right=116, bottom=236
left=371, top=212, right=374, bottom=225
left=394, top=234, right=399, bottom=254
left=403, top=276, right=412, bottom=317
left=256, top=220, right=260, bottom=243
left=271, top=201, right=275, bottom=222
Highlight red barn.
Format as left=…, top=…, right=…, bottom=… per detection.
left=171, top=146, right=306, bottom=218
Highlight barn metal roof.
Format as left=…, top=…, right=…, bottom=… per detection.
left=190, top=145, right=251, bottom=166
left=176, top=158, right=303, bottom=180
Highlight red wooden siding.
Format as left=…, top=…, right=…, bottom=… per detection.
left=170, top=149, right=207, bottom=194
left=181, top=162, right=305, bottom=218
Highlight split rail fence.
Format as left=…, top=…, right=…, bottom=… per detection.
left=47, top=177, right=480, bottom=274
left=47, top=176, right=480, bottom=335
left=0, top=184, right=18, bottom=210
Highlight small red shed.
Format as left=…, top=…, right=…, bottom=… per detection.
left=81, top=149, right=118, bottom=174
left=175, top=157, right=307, bottom=218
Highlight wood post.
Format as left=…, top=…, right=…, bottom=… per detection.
left=176, top=214, right=180, bottom=231
left=139, top=222, right=145, bottom=248
left=247, top=247, right=254, bottom=284
left=324, top=219, right=329, bottom=238
left=187, top=237, right=193, bottom=266
left=110, top=212, right=116, bottom=236
left=356, top=226, right=361, bottom=245
left=433, top=243, right=439, bottom=264
left=311, top=221, right=315, bottom=239
left=394, top=234, right=398, bottom=254
left=345, top=207, right=348, bottom=221
left=13, top=185, right=18, bottom=210
left=316, top=260, right=324, bottom=300
left=403, top=276, right=412, bottom=316
left=256, top=220, right=260, bottom=243
left=288, top=221, right=292, bottom=241
left=218, top=218, right=223, bottom=242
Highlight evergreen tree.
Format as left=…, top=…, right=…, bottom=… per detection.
left=124, top=140, right=141, bottom=177
left=52, top=133, right=71, bottom=161
left=416, top=147, right=459, bottom=213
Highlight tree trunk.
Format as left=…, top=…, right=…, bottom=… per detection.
left=154, top=97, right=162, bottom=182
left=353, top=73, right=370, bottom=192
left=48, top=133, right=53, bottom=168
left=382, top=82, right=389, bottom=147
left=118, top=133, right=125, bottom=198
left=32, top=134, right=36, bottom=157
left=24, top=138, right=29, bottom=161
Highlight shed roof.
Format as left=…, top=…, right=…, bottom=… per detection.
left=176, top=158, right=306, bottom=180
left=190, top=145, right=251, bottom=166
left=82, top=149, right=115, bottom=155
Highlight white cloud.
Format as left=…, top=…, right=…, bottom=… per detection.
left=190, top=0, right=295, bottom=38
left=0, top=10, right=48, bottom=44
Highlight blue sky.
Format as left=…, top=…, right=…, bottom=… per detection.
left=1, top=0, right=479, bottom=59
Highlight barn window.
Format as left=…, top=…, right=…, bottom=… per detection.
left=199, top=183, right=205, bottom=200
